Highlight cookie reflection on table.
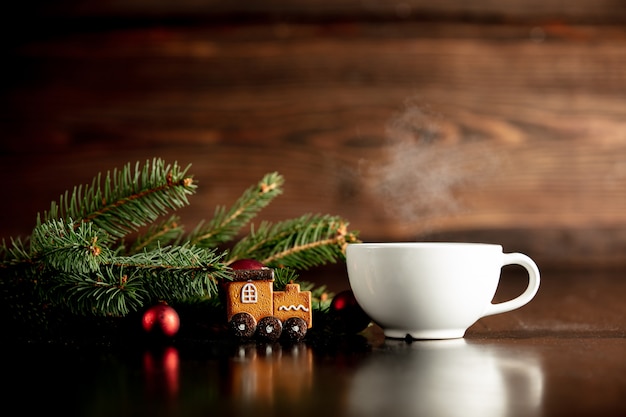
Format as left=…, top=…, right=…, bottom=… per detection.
left=228, top=342, right=313, bottom=405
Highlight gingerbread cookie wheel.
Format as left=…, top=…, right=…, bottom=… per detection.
left=255, top=316, right=283, bottom=342
left=282, top=317, right=308, bottom=342
left=229, top=312, right=257, bottom=338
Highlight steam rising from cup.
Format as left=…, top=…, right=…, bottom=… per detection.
left=364, top=102, right=499, bottom=233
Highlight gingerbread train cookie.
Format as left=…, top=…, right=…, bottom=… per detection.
left=225, top=267, right=312, bottom=342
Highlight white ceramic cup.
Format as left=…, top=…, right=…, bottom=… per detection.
left=346, top=242, right=540, bottom=339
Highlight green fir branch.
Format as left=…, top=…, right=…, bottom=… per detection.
left=39, top=244, right=229, bottom=317
left=0, top=236, right=31, bottom=267
left=227, top=213, right=359, bottom=269
left=128, top=215, right=185, bottom=254
left=272, top=266, right=299, bottom=290
left=45, top=267, right=147, bottom=317
left=111, top=244, right=229, bottom=301
left=30, top=218, right=113, bottom=274
left=186, top=172, right=284, bottom=248
left=40, top=158, right=196, bottom=239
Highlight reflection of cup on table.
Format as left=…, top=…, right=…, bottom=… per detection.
left=346, top=242, right=540, bottom=339
left=348, top=339, right=544, bottom=417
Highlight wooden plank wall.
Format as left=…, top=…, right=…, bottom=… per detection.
left=2, top=1, right=626, bottom=268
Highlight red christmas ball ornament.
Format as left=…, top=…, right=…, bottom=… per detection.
left=142, top=302, right=180, bottom=337
left=330, top=290, right=371, bottom=334
left=230, top=258, right=265, bottom=270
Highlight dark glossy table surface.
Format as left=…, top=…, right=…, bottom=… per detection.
left=3, top=268, right=625, bottom=417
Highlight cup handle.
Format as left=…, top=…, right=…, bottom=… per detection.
left=482, top=252, right=541, bottom=317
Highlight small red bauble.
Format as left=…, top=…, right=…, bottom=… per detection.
left=142, top=303, right=180, bottom=337
left=330, top=290, right=371, bottom=334
left=230, top=259, right=265, bottom=270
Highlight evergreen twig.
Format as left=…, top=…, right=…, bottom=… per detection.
left=227, top=213, right=359, bottom=269
left=31, top=218, right=114, bottom=274
left=128, top=215, right=185, bottom=254
left=186, top=172, right=284, bottom=248
left=40, top=158, right=196, bottom=239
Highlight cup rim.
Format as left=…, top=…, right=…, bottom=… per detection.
left=346, top=241, right=504, bottom=253
left=347, top=242, right=503, bottom=250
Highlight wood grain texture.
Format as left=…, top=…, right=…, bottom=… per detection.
left=2, top=7, right=626, bottom=267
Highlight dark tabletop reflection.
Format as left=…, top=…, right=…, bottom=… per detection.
left=347, top=339, right=543, bottom=417
left=4, top=335, right=545, bottom=417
